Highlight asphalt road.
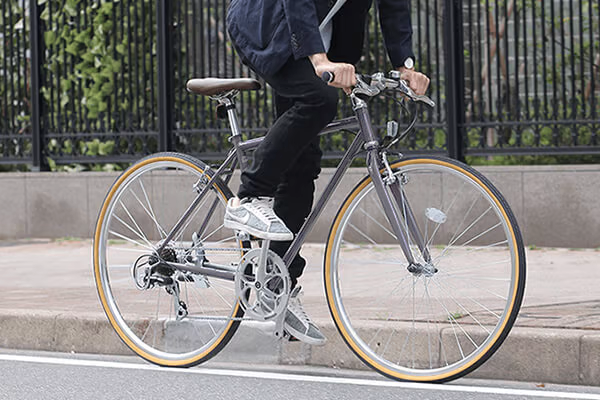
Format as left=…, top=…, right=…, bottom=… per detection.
left=0, top=350, right=599, bottom=400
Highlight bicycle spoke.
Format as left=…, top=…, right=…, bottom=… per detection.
left=433, top=206, right=493, bottom=264
left=435, top=275, right=503, bottom=320
left=358, top=207, right=397, bottom=240
left=366, top=276, right=415, bottom=348
left=214, top=235, right=237, bottom=244
left=201, top=223, right=226, bottom=243
left=461, top=240, right=509, bottom=254
left=114, top=206, right=154, bottom=249
left=424, top=181, right=469, bottom=249
left=431, top=277, right=491, bottom=334
left=129, top=192, right=166, bottom=241
left=395, top=277, right=429, bottom=364
left=438, top=272, right=508, bottom=302
left=109, top=230, right=154, bottom=250
left=173, top=194, right=212, bottom=244
left=423, top=280, right=437, bottom=369
left=347, top=223, right=377, bottom=245
left=380, top=277, right=414, bottom=356
left=138, top=180, right=167, bottom=240
left=110, top=247, right=148, bottom=254
left=456, top=222, right=502, bottom=249
left=328, top=160, right=523, bottom=379
left=98, top=156, right=243, bottom=363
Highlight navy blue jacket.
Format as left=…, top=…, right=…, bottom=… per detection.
left=227, top=0, right=415, bottom=76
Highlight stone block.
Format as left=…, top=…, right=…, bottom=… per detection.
left=523, top=167, right=600, bottom=248
left=466, top=327, right=582, bottom=385
left=26, top=174, right=89, bottom=238
left=580, top=334, right=600, bottom=386
left=0, top=176, right=27, bottom=239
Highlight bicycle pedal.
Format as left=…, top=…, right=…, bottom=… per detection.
left=283, top=331, right=299, bottom=342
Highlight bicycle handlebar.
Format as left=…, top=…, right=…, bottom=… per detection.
left=322, top=71, right=335, bottom=84
left=320, top=71, right=435, bottom=108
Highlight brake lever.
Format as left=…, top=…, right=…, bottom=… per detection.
left=352, top=74, right=381, bottom=97
left=397, top=79, right=436, bottom=108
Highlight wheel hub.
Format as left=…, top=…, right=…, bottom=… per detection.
left=132, top=244, right=179, bottom=290
left=407, top=262, right=438, bottom=277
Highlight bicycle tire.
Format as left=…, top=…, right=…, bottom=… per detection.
left=94, top=152, right=248, bottom=367
left=324, top=156, right=526, bottom=382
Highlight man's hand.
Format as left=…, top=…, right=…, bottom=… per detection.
left=309, top=53, right=357, bottom=90
left=398, top=67, right=430, bottom=95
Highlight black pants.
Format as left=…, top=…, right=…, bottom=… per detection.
left=238, top=57, right=339, bottom=287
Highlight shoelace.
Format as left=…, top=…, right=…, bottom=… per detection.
left=288, top=290, right=312, bottom=325
left=249, top=198, right=279, bottom=224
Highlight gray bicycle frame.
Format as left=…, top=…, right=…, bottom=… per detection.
left=158, top=92, right=431, bottom=279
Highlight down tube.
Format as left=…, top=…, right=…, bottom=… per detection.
left=282, top=135, right=364, bottom=266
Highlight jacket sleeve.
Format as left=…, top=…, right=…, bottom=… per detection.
left=282, top=0, right=326, bottom=59
left=378, top=0, right=415, bottom=69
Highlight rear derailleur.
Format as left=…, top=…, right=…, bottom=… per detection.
left=131, top=245, right=190, bottom=321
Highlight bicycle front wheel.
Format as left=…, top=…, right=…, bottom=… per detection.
left=94, top=152, right=247, bottom=367
left=325, top=156, right=525, bottom=382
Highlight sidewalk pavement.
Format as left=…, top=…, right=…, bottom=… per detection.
left=0, top=239, right=599, bottom=386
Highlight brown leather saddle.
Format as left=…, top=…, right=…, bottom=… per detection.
left=186, top=78, right=262, bottom=96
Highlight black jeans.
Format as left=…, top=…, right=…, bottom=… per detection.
left=238, top=57, right=339, bottom=287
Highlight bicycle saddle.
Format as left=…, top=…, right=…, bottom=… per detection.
left=186, top=78, right=262, bottom=96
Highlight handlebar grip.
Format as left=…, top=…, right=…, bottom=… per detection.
left=321, top=71, right=335, bottom=84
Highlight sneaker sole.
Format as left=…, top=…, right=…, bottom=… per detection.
left=224, top=218, right=294, bottom=242
left=284, top=324, right=327, bottom=346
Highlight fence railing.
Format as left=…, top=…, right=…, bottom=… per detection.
left=0, top=0, right=598, bottom=170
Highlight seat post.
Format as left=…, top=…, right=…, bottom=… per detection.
left=220, top=95, right=247, bottom=169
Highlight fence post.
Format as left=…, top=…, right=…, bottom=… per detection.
left=29, top=0, right=46, bottom=171
left=444, top=0, right=466, bottom=162
left=157, top=0, right=173, bottom=152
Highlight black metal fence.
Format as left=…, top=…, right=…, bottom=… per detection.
left=0, top=0, right=598, bottom=170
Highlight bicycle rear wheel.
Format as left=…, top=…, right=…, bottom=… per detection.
left=94, top=153, right=247, bottom=367
left=324, top=156, right=525, bottom=382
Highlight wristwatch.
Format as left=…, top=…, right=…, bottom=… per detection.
left=404, top=57, right=415, bottom=70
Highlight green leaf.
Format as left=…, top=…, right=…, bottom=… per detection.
left=81, top=53, right=95, bottom=63
left=60, top=93, right=69, bottom=109
left=65, top=0, right=78, bottom=17
left=39, top=6, right=50, bottom=21
left=13, top=18, right=24, bottom=30
left=98, top=141, right=115, bottom=156
left=65, top=42, right=80, bottom=56
left=46, top=157, right=57, bottom=171
left=44, top=31, right=57, bottom=46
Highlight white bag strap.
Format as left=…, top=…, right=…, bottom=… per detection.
left=319, top=0, right=348, bottom=32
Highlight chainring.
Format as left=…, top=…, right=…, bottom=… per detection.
left=234, top=249, right=290, bottom=321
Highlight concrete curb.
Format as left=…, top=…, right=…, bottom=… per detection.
left=0, top=311, right=598, bottom=386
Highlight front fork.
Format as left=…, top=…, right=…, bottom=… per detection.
left=356, top=103, right=431, bottom=266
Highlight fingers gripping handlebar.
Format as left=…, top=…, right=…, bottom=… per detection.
left=321, top=71, right=435, bottom=108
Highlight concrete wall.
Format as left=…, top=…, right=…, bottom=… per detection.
left=0, top=164, right=598, bottom=248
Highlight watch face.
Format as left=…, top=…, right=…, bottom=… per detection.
left=404, top=58, right=414, bottom=69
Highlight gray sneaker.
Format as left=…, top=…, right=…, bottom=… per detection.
left=284, top=286, right=326, bottom=346
left=224, top=197, right=293, bottom=241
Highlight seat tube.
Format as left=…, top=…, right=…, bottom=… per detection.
left=222, top=97, right=246, bottom=169
left=354, top=101, right=416, bottom=265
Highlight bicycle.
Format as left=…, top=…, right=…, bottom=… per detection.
left=93, top=71, right=526, bottom=383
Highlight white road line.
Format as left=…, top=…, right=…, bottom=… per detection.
left=0, top=354, right=598, bottom=399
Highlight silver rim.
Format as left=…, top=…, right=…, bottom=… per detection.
left=97, top=158, right=243, bottom=362
left=329, top=162, right=520, bottom=378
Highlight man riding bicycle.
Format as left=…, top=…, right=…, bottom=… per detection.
left=224, top=0, right=430, bottom=345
